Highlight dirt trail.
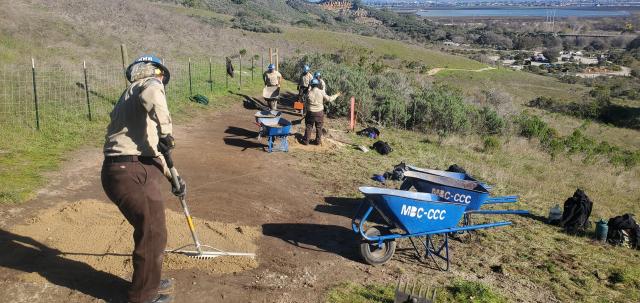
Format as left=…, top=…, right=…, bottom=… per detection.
left=0, top=100, right=371, bottom=303
left=427, top=67, right=496, bottom=76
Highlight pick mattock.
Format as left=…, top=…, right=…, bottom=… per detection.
left=162, top=151, right=255, bottom=260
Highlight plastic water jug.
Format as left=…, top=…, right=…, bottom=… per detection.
left=548, top=204, right=562, bottom=224
left=595, top=219, right=608, bottom=242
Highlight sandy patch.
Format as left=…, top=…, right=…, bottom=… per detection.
left=4, top=200, right=259, bottom=284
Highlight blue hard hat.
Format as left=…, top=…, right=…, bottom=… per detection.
left=310, top=78, right=320, bottom=86
left=125, top=54, right=170, bottom=85
left=268, top=64, right=275, bottom=71
left=313, top=71, right=321, bottom=78
left=303, top=65, right=310, bottom=72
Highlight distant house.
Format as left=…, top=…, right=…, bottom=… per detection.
left=443, top=41, right=460, bottom=47
left=531, top=53, right=547, bottom=62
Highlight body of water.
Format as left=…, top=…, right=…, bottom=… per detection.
left=416, top=8, right=631, bottom=18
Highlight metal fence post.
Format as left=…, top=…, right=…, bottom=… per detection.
left=225, top=58, right=229, bottom=89
left=239, top=55, right=242, bottom=90
left=188, top=58, right=193, bottom=96
left=31, top=58, right=40, bottom=130
left=209, top=58, right=213, bottom=92
left=261, top=55, right=264, bottom=75
left=83, top=61, right=92, bottom=121
left=251, top=57, right=254, bottom=81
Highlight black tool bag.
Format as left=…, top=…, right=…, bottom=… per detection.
left=560, top=189, right=593, bottom=234
left=372, top=141, right=392, bottom=155
left=607, top=214, right=640, bottom=248
left=446, top=164, right=467, bottom=174
left=356, top=127, right=380, bottom=138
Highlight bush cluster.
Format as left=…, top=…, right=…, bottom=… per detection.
left=231, top=17, right=281, bottom=33
left=281, top=54, right=505, bottom=136
left=515, top=112, right=639, bottom=167
left=527, top=96, right=609, bottom=120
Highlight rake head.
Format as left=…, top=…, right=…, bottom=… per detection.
left=394, top=280, right=435, bottom=303
left=166, top=244, right=255, bottom=261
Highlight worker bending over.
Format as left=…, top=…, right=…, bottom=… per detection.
left=303, top=78, right=341, bottom=145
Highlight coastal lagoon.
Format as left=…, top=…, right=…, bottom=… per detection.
left=416, top=8, right=631, bottom=18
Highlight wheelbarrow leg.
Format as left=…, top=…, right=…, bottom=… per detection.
left=425, top=234, right=450, bottom=271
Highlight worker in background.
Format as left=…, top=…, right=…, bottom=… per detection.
left=263, top=63, right=282, bottom=111
left=102, top=55, right=185, bottom=303
left=297, top=65, right=313, bottom=99
left=313, top=71, right=326, bottom=92
left=303, top=78, right=341, bottom=145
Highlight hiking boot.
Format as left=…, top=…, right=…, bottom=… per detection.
left=136, top=294, right=173, bottom=303
left=157, top=278, right=175, bottom=295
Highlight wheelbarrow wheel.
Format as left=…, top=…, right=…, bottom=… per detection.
left=359, top=226, right=396, bottom=266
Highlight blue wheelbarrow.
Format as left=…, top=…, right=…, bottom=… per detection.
left=352, top=187, right=513, bottom=270
left=254, top=111, right=291, bottom=153
left=400, top=170, right=527, bottom=216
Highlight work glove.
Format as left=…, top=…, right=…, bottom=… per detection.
left=158, top=134, right=176, bottom=154
left=171, top=175, right=187, bottom=198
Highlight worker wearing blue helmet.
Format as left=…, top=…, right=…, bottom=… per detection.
left=313, top=71, right=326, bottom=92
left=297, top=65, right=313, bottom=107
left=263, top=63, right=283, bottom=110
left=103, top=54, right=183, bottom=303
left=302, top=78, right=341, bottom=145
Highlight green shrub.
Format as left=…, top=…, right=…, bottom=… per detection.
left=413, top=85, right=473, bottom=135
left=483, top=136, right=501, bottom=153
left=477, top=107, right=505, bottom=135
left=516, top=113, right=554, bottom=141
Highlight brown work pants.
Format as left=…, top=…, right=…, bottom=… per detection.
left=304, top=111, right=324, bottom=144
left=101, top=157, right=167, bottom=303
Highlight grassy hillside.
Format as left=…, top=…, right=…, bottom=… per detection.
left=294, top=120, right=640, bottom=303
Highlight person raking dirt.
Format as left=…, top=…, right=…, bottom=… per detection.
left=101, top=54, right=186, bottom=303
left=302, top=78, right=341, bottom=145
left=263, top=63, right=282, bottom=110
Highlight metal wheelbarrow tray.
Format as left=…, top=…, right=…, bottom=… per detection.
left=401, top=171, right=528, bottom=216
left=352, top=187, right=513, bottom=270
left=404, top=164, right=494, bottom=191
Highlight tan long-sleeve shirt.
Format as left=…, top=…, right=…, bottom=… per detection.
left=103, top=77, right=172, bottom=157
left=306, top=87, right=339, bottom=113
left=298, top=72, right=313, bottom=90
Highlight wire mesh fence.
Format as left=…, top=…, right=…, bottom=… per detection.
left=0, top=55, right=269, bottom=132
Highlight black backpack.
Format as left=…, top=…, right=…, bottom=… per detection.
left=383, top=162, right=407, bottom=181
left=372, top=141, right=392, bottom=155
left=560, top=189, right=593, bottom=234
left=607, top=214, right=640, bottom=248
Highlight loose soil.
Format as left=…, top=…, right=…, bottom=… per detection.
left=7, top=199, right=259, bottom=285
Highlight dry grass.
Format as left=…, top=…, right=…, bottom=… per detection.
left=293, top=119, right=640, bottom=303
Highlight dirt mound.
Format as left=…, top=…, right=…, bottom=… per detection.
left=3, top=200, right=259, bottom=284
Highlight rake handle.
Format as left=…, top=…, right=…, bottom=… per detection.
left=162, top=151, right=203, bottom=255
